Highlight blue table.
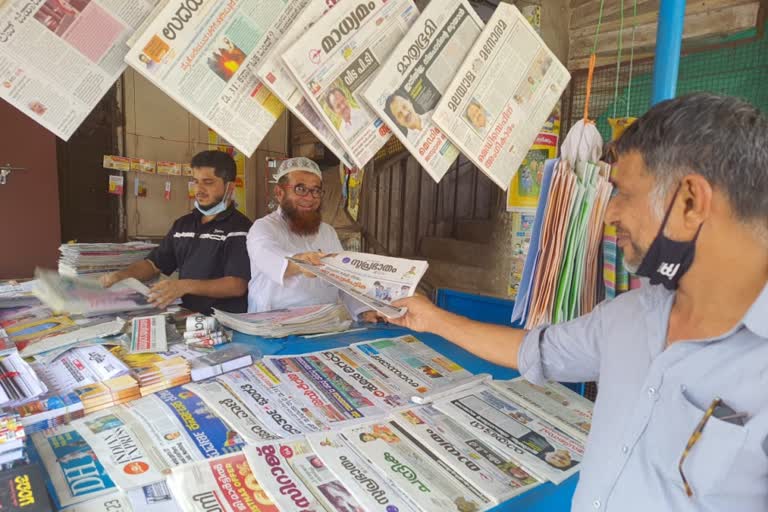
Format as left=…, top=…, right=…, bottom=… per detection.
left=232, top=316, right=578, bottom=510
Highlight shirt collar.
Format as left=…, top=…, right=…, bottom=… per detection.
left=741, top=279, right=768, bottom=338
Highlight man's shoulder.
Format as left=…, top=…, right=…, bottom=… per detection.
left=248, top=210, right=283, bottom=236
left=319, top=222, right=341, bottom=240
left=227, top=210, right=253, bottom=231
left=170, top=210, right=198, bottom=231
left=592, top=283, right=670, bottom=319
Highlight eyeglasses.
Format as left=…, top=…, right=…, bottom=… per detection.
left=280, top=183, right=324, bottom=198
left=679, top=397, right=747, bottom=498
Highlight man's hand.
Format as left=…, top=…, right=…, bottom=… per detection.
left=100, top=271, right=123, bottom=288
left=359, top=310, right=382, bottom=323
left=287, top=251, right=330, bottom=278
left=387, top=295, right=448, bottom=332
left=148, top=279, right=189, bottom=309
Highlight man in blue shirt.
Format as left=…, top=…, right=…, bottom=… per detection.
left=392, top=93, right=768, bottom=511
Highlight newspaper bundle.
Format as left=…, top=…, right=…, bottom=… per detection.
left=213, top=303, right=352, bottom=338
left=58, top=242, right=158, bottom=278
left=307, top=431, right=420, bottom=512
left=0, top=0, right=156, bottom=140
left=282, top=0, right=420, bottom=168
left=125, top=0, right=294, bottom=156
left=288, top=252, right=428, bottom=318
left=255, top=0, right=355, bottom=168
left=363, top=0, right=483, bottom=182
left=490, top=378, right=593, bottom=443
left=431, top=3, right=570, bottom=189
left=167, top=452, right=279, bottom=512
left=432, top=384, right=584, bottom=484
left=341, top=418, right=493, bottom=512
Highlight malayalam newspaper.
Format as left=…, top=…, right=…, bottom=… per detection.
left=287, top=251, right=428, bottom=319
left=255, top=0, right=355, bottom=168
left=125, top=0, right=292, bottom=156
left=363, top=0, right=483, bottom=182
left=431, top=3, right=570, bottom=190
left=0, top=0, right=157, bottom=139
left=281, top=0, right=420, bottom=168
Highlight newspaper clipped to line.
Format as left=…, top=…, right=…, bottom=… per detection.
left=282, top=0, right=420, bottom=168
left=432, top=3, right=570, bottom=190
left=0, top=0, right=156, bottom=140
left=363, top=0, right=484, bottom=182
left=125, top=0, right=292, bottom=156
left=256, top=0, right=355, bottom=168
left=288, top=252, right=428, bottom=318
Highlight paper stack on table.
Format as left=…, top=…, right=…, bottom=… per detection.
left=57, top=242, right=157, bottom=278
left=214, top=303, right=353, bottom=338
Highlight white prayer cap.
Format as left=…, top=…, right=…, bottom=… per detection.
left=273, top=157, right=322, bottom=182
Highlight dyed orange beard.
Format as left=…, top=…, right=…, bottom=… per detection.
left=281, top=199, right=322, bottom=236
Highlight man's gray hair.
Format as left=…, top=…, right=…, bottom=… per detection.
left=614, top=93, right=768, bottom=240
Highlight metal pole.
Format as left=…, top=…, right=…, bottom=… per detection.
left=650, top=0, right=686, bottom=105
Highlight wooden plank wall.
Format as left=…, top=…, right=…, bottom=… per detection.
left=568, top=0, right=762, bottom=69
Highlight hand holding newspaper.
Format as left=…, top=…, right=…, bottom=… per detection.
left=287, top=252, right=428, bottom=318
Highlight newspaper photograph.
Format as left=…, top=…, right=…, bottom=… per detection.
left=352, top=335, right=474, bottom=398
left=167, top=452, right=279, bottom=512
left=431, top=3, right=570, bottom=190
left=489, top=377, right=593, bottom=443
left=255, top=0, right=354, bottom=168
left=0, top=0, right=157, bottom=140
left=215, top=364, right=317, bottom=436
left=185, top=380, right=280, bottom=444
left=281, top=0, right=420, bottom=168
left=362, top=0, right=483, bottom=182
left=265, top=353, right=388, bottom=424
left=432, top=384, right=584, bottom=484
left=288, top=252, right=428, bottom=318
left=307, top=431, right=420, bottom=512
left=125, top=0, right=293, bottom=156
left=341, top=419, right=493, bottom=512
left=395, top=406, right=541, bottom=502
left=243, top=441, right=327, bottom=512
left=127, top=481, right=182, bottom=512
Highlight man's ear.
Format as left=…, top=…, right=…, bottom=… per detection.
left=681, top=174, right=713, bottom=230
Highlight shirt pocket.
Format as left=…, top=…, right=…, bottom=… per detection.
left=659, top=391, right=749, bottom=497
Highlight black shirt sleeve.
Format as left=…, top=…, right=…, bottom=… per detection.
left=146, top=225, right=178, bottom=276
left=222, top=232, right=251, bottom=282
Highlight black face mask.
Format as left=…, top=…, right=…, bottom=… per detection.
left=635, top=186, right=703, bottom=290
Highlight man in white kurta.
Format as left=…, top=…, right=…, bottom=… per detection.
left=246, top=157, right=369, bottom=317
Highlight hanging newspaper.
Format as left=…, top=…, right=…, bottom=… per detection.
left=489, top=377, right=593, bottom=443
left=363, top=0, right=483, bottom=182
left=431, top=3, right=570, bottom=190
left=287, top=252, right=428, bottom=318
left=306, top=431, right=420, bottom=512
left=281, top=0, right=420, bottom=168
left=432, top=384, right=584, bottom=484
left=0, top=0, right=156, bottom=140
left=255, top=0, right=355, bottom=168
left=167, top=452, right=279, bottom=512
left=341, top=418, right=493, bottom=512
left=125, top=0, right=293, bottom=156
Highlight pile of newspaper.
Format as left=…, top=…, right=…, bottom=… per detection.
left=214, top=303, right=353, bottom=338
left=0, top=281, right=39, bottom=310
left=58, top=242, right=157, bottom=278
left=0, top=412, right=25, bottom=468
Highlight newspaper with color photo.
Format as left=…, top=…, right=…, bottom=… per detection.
left=432, top=383, right=584, bottom=484
left=288, top=252, right=428, bottom=318
left=255, top=0, right=355, bottom=168
left=363, top=0, right=484, bottom=182
left=125, top=0, right=291, bottom=156
left=281, top=0, right=420, bottom=168
left=0, top=0, right=156, bottom=140
left=431, top=3, right=570, bottom=190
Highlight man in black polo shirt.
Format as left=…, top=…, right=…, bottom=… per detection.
left=101, top=150, right=251, bottom=313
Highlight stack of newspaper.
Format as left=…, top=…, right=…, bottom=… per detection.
left=0, top=281, right=39, bottom=310
left=0, top=351, right=47, bottom=408
left=0, top=412, right=25, bottom=467
left=109, top=345, right=192, bottom=397
left=214, top=303, right=353, bottom=338
left=58, top=242, right=157, bottom=278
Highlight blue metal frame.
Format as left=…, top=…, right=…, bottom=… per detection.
left=651, top=0, right=687, bottom=104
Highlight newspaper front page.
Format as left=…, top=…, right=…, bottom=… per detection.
left=255, top=0, right=354, bottom=168
left=395, top=406, right=541, bottom=502
left=0, top=0, right=157, bottom=139
left=431, top=3, right=570, bottom=190
left=363, top=0, right=483, bottom=182
left=432, top=384, right=584, bottom=484
left=288, top=252, right=428, bottom=318
left=167, top=452, right=279, bottom=512
left=307, top=431, right=420, bottom=512
left=282, top=0, right=420, bottom=168
left=341, top=419, right=493, bottom=512
left=125, top=0, right=292, bottom=156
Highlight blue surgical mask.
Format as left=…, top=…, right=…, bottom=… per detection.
left=195, top=184, right=233, bottom=216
